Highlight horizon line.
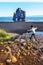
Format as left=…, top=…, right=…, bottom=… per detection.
left=0, top=15, right=43, bottom=17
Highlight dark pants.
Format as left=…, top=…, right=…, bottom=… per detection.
left=30, top=33, right=36, bottom=40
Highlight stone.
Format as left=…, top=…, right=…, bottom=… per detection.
left=6, top=59, right=11, bottom=63
left=11, top=56, right=17, bottom=63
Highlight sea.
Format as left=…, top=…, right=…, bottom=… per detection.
left=0, top=16, right=43, bottom=22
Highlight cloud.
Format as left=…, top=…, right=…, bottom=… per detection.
left=0, top=0, right=43, bottom=2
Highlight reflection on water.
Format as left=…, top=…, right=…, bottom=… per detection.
left=35, top=31, right=43, bottom=35
left=26, top=31, right=43, bottom=35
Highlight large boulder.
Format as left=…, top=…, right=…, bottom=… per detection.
left=13, top=8, right=25, bottom=22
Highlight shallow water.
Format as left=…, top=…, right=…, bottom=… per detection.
left=35, top=31, right=43, bottom=35
left=26, top=31, right=43, bottom=35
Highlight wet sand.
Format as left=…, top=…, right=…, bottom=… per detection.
left=0, top=22, right=43, bottom=33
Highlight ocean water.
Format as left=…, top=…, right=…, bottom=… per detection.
left=0, top=16, right=43, bottom=22
left=0, top=17, right=13, bottom=22
left=26, top=16, right=43, bottom=22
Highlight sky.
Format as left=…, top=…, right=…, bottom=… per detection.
left=0, top=2, right=43, bottom=17
left=0, top=0, right=43, bottom=2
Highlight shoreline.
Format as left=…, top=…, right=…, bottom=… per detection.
left=0, top=22, right=43, bottom=34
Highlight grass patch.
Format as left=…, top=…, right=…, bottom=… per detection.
left=0, top=29, right=13, bottom=41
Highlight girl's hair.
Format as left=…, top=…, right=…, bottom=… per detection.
left=31, top=25, right=33, bottom=28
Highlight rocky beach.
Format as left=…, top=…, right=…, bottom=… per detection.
left=0, top=30, right=43, bottom=65
left=0, top=2, right=43, bottom=65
